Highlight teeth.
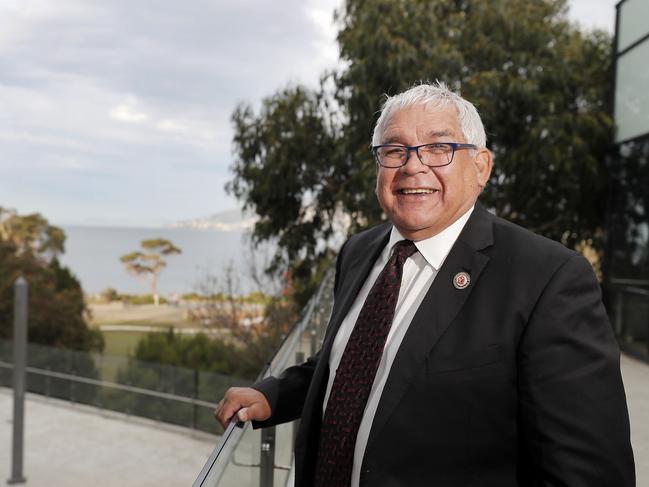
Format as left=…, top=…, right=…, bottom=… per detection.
left=400, top=188, right=435, bottom=194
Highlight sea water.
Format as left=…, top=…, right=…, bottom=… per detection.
left=59, top=225, right=263, bottom=296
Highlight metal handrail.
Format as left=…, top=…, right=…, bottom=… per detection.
left=193, top=269, right=335, bottom=487
left=0, top=361, right=218, bottom=408
left=609, top=278, right=649, bottom=287
left=620, top=286, right=649, bottom=297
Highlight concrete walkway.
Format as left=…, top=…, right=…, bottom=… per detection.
left=621, top=354, right=649, bottom=483
left=1, top=354, right=647, bottom=486
left=0, top=388, right=217, bottom=486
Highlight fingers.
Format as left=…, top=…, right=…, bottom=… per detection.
left=214, top=393, right=242, bottom=427
left=214, top=387, right=271, bottom=428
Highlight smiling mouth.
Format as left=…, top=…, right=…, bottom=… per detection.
left=398, top=188, right=437, bottom=195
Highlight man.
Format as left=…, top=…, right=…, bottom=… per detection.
left=216, top=82, right=635, bottom=486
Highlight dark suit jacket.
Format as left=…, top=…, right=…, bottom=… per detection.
left=254, top=203, right=635, bottom=486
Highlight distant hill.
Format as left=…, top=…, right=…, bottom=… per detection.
left=169, top=208, right=257, bottom=232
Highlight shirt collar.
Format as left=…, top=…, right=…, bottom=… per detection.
left=387, top=205, right=475, bottom=270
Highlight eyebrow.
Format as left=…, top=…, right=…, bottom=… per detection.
left=381, top=135, right=403, bottom=144
left=381, top=129, right=456, bottom=145
left=425, top=129, right=455, bottom=139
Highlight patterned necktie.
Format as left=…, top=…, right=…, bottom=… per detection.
left=314, top=239, right=418, bottom=487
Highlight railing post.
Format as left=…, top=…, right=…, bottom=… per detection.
left=310, top=327, right=317, bottom=358
left=293, top=352, right=305, bottom=446
left=192, top=369, right=199, bottom=431
left=45, top=366, right=51, bottom=398
left=615, top=288, right=624, bottom=337
left=260, top=427, right=276, bottom=487
left=9, top=276, right=28, bottom=484
left=646, top=291, right=649, bottom=355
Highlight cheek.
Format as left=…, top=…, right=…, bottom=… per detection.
left=376, top=171, right=393, bottom=200
left=437, top=167, right=471, bottom=198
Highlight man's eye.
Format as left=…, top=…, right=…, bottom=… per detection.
left=383, top=148, right=405, bottom=157
left=422, top=143, right=450, bottom=154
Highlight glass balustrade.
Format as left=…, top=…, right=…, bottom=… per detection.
left=194, top=270, right=334, bottom=487
left=0, top=338, right=243, bottom=434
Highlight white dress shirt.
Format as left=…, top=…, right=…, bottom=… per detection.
left=323, top=206, right=474, bottom=487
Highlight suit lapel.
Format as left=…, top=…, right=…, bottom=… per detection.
left=296, top=223, right=391, bottom=458
left=321, top=223, right=392, bottom=354
left=366, top=205, right=495, bottom=449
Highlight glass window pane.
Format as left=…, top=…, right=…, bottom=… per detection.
left=618, top=0, right=649, bottom=53
left=615, top=38, right=649, bottom=143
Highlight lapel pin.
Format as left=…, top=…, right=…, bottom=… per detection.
left=453, top=271, right=470, bottom=290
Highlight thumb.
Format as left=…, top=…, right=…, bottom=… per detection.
left=237, top=402, right=268, bottom=422
left=237, top=406, right=252, bottom=422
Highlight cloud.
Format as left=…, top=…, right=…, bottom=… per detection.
left=44, top=156, right=95, bottom=171
left=0, top=0, right=342, bottom=225
left=567, top=0, right=616, bottom=32
left=110, top=98, right=149, bottom=123
left=0, top=0, right=614, bottom=227
left=305, top=4, right=341, bottom=65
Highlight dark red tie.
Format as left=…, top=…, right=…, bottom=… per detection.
left=314, top=239, right=418, bottom=487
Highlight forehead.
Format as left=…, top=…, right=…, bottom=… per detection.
left=381, top=104, right=462, bottom=142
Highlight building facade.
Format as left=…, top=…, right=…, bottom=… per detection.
left=604, top=0, right=649, bottom=361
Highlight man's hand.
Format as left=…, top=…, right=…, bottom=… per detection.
left=214, top=387, right=271, bottom=428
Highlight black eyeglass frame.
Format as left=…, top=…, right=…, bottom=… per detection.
left=371, top=142, right=478, bottom=168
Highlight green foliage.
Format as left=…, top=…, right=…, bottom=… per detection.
left=120, top=238, right=181, bottom=276
left=180, top=291, right=271, bottom=305
left=0, top=340, right=102, bottom=406
left=228, top=0, right=613, bottom=299
left=131, top=329, right=253, bottom=376
left=0, top=208, right=103, bottom=352
left=119, top=293, right=297, bottom=381
left=227, top=87, right=345, bottom=303
left=0, top=206, right=65, bottom=258
left=99, top=287, right=120, bottom=302
left=118, top=294, right=169, bottom=305
left=141, top=238, right=181, bottom=254
left=101, top=345, right=239, bottom=433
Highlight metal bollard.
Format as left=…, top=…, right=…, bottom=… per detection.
left=8, top=277, right=28, bottom=484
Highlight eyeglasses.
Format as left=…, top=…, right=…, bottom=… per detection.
left=372, top=142, right=477, bottom=168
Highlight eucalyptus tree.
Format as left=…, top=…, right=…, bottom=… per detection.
left=120, top=238, right=181, bottom=306
left=229, top=0, right=613, bottom=302
left=0, top=207, right=103, bottom=351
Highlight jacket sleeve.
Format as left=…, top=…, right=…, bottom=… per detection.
left=251, top=351, right=320, bottom=428
left=517, top=253, right=635, bottom=486
left=251, top=238, right=350, bottom=428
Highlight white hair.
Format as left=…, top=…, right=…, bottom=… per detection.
left=371, top=81, right=487, bottom=148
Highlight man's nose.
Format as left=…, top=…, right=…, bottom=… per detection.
left=401, top=148, right=428, bottom=174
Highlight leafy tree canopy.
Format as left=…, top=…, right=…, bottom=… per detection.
left=0, top=206, right=65, bottom=258
left=0, top=208, right=103, bottom=352
left=228, top=0, right=613, bottom=302
left=120, top=238, right=181, bottom=306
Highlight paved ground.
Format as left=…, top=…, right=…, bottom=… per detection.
left=621, top=354, right=649, bottom=483
left=0, top=389, right=217, bottom=486
left=1, top=353, right=647, bottom=486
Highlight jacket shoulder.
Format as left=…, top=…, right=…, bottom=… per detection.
left=333, top=222, right=391, bottom=295
left=344, top=222, right=392, bottom=251
left=490, top=212, right=577, bottom=262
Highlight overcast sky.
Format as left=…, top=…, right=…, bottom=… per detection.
left=1, top=0, right=619, bottom=227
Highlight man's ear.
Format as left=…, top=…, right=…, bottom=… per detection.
left=474, top=149, right=493, bottom=188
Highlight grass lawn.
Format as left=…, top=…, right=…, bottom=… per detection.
left=99, top=330, right=147, bottom=382
left=102, top=330, right=146, bottom=357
